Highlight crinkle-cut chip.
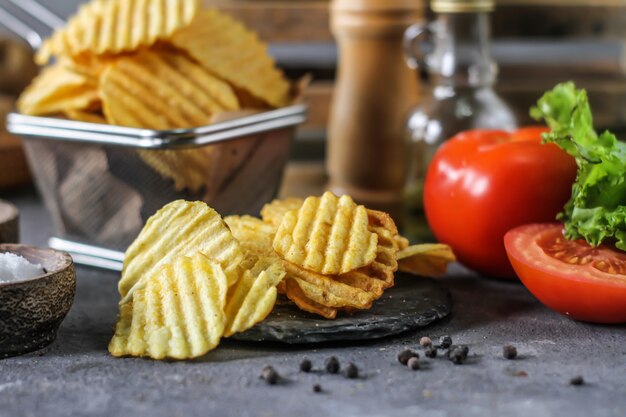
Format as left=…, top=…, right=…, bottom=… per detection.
left=273, top=192, right=378, bottom=275
left=223, top=256, right=286, bottom=337
left=261, top=197, right=304, bottom=227
left=397, top=244, right=456, bottom=277
left=283, top=278, right=337, bottom=320
left=170, top=9, right=290, bottom=108
left=224, top=215, right=277, bottom=260
left=63, top=54, right=112, bottom=81
left=101, top=49, right=239, bottom=129
left=36, top=0, right=200, bottom=64
left=395, top=235, right=410, bottom=251
left=334, top=210, right=399, bottom=299
left=137, top=148, right=217, bottom=193
left=17, top=64, right=100, bottom=116
left=119, top=200, right=244, bottom=304
left=64, top=110, right=108, bottom=124
left=109, top=253, right=228, bottom=360
left=282, top=261, right=375, bottom=310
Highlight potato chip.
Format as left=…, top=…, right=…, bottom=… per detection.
left=223, top=256, right=285, bottom=337
left=138, top=148, right=217, bottom=193
left=109, top=253, right=228, bottom=359
left=119, top=200, right=244, bottom=304
left=170, top=9, right=290, bottom=108
left=397, top=244, right=456, bottom=277
left=283, top=278, right=337, bottom=319
left=36, top=0, right=200, bottom=64
left=101, top=49, right=239, bottom=129
left=273, top=192, right=378, bottom=275
left=17, top=64, right=100, bottom=116
left=261, top=197, right=304, bottom=227
left=224, top=215, right=277, bottom=259
left=64, top=110, right=108, bottom=124
left=395, top=235, right=410, bottom=251
left=334, top=210, right=399, bottom=299
left=282, top=261, right=375, bottom=310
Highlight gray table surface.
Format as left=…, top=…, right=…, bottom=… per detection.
left=1, top=188, right=625, bottom=417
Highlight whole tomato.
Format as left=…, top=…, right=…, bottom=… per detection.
left=423, top=127, right=577, bottom=278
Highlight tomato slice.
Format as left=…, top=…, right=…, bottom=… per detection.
left=504, top=223, right=626, bottom=324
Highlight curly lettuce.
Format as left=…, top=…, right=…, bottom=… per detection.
left=530, top=82, right=626, bottom=251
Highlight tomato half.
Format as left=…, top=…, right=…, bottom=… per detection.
left=423, top=127, right=577, bottom=278
left=505, top=223, right=626, bottom=324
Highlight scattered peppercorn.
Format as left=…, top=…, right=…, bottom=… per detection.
left=419, top=336, right=433, bottom=348
left=439, top=335, right=453, bottom=349
left=503, top=345, right=517, bottom=360
left=313, top=384, right=323, bottom=393
left=345, top=363, right=359, bottom=379
left=570, top=376, right=584, bottom=386
left=300, top=358, right=313, bottom=372
left=458, top=345, right=469, bottom=357
left=407, top=357, right=420, bottom=370
left=447, top=347, right=467, bottom=365
left=325, top=356, right=340, bottom=374
left=260, top=366, right=280, bottom=385
left=425, top=346, right=438, bottom=358
left=397, top=349, right=419, bottom=365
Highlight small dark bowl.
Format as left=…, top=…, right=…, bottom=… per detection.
left=0, top=244, right=75, bottom=358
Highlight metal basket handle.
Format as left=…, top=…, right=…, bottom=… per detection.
left=0, top=0, right=62, bottom=50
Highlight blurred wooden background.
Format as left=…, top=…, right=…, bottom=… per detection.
left=206, top=0, right=626, bottom=153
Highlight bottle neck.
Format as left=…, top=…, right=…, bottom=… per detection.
left=427, top=12, right=496, bottom=88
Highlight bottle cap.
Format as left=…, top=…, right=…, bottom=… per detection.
left=431, top=0, right=494, bottom=13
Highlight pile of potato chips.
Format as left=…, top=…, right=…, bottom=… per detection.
left=17, top=0, right=291, bottom=127
left=109, top=193, right=455, bottom=360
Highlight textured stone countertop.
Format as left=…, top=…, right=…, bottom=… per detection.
left=1, top=188, right=625, bottom=417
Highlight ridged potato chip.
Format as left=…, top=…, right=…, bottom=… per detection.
left=223, top=256, right=285, bottom=337
left=36, top=0, right=200, bottom=64
left=261, top=197, right=304, bottom=227
left=224, top=215, right=277, bottom=260
left=334, top=210, right=399, bottom=299
left=397, top=244, right=456, bottom=277
left=170, top=9, right=290, bottom=108
left=273, top=192, right=378, bottom=275
left=101, top=49, right=239, bottom=129
left=64, top=110, right=107, bottom=124
left=119, top=200, right=244, bottom=304
left=109, top=253, right=228, bottom=360
left=283, top=278, right=337, bottom=320
left=17, top=64, right=100, bottom=116
left=138, top=148, right=218, bottom=193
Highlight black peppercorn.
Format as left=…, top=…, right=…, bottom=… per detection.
left=425, top=346, right=437, bottom=358
left=407, top=357, right=420, bottom=370
left=325, top=356, right=340, bottom=374
left=397, top=349, right=418, bottom=365
left=570, top=376, right=584, bottom=386
left=503, top=345, right=517, bottom=360
left=260, top=366, right=280, bottom=385
left=419, top=337, right=432, bottom=348
left=439, top=335, right=453, bottom=349
left=313, top=384, right=322, bottom=393
left=344, top=363, right=359, bottom=379
left=300, top=358, right=313, bottom=372
left=447, top=347, right=466, bottom=365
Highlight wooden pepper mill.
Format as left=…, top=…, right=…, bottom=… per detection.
left=327, top=0, right=421, bottom=219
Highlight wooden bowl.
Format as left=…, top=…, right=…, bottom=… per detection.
left=0, top=244, right=75, bottom=358
left=0, top=200, right=19, bottom=243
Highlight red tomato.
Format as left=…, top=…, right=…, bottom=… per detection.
left=505, top=223, right=626, bottom=323
left=423, top=127, right=577, bottom=278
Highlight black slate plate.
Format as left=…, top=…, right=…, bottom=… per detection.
left=232, top=272, right=452, bottom=344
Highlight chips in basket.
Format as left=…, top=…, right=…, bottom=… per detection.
left=109, top=253, right=228, bottom=360
left=273, top=192, right=378, bottom=275
left=119, top=200, right=244, bottom=304
left=36, top=0, right=200, bottom=64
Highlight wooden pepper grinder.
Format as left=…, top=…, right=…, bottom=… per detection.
left=327, top=0, right=421, bottom=220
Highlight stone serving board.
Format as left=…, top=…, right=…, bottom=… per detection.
left=233, top=273, right=451, bottom=344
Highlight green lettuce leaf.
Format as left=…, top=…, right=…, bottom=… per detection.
left=530, top=82, right=626, bottom=251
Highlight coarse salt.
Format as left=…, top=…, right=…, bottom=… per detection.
left=0, top=253, right=44, bottom=283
